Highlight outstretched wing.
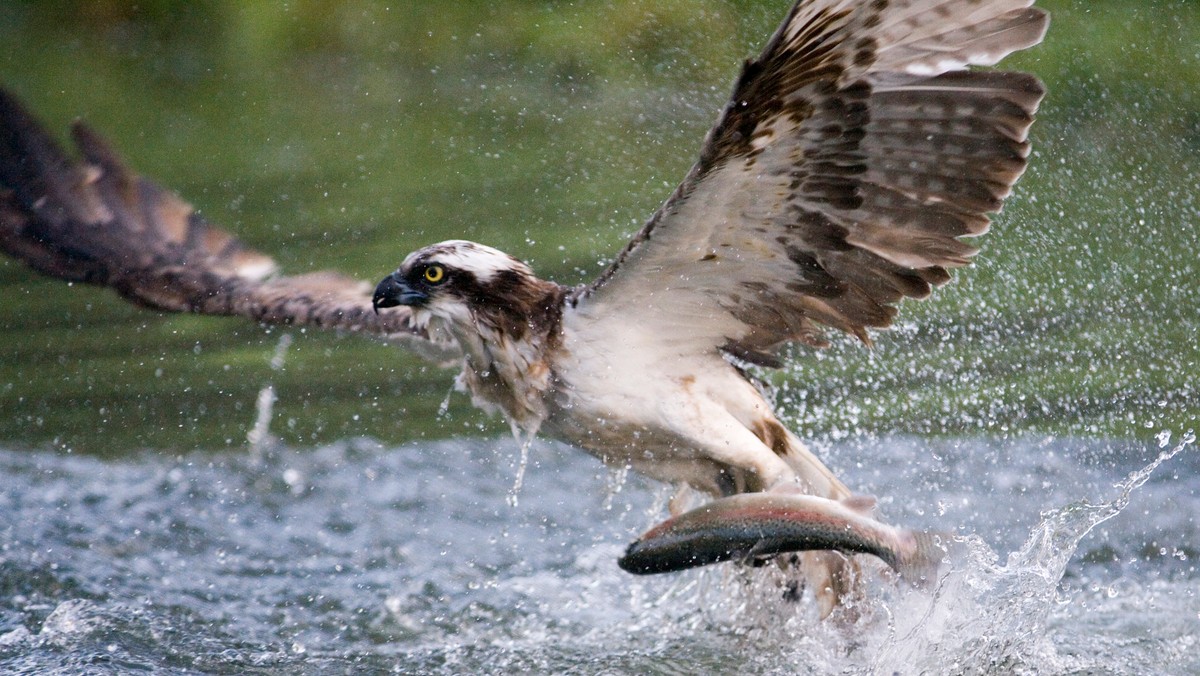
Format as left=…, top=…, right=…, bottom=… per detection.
left=574, top=0, right=1048, bottom=366
left=0, top=89, right=458, bottom=363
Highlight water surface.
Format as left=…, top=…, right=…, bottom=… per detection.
left=1, top=434, right=1194, bottom=673
left=0, top=1, right=1197, bottom=673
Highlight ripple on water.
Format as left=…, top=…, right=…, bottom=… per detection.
left=0, top=433, right=1195, bottom=674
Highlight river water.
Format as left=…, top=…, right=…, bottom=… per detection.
left=1, top=1, right=1198, bottom=673
left=0, top=432, right=1194, bottom=674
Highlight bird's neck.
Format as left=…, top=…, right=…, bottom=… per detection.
left=446, top=280, right=568, bottom=433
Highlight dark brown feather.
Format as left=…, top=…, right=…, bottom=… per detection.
left=581, top=0, right=1049, bottom=363
left=0, top=88, right=453, bottom=357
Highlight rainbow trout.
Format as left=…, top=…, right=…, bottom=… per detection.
left=618, top=492, right=944, bottom=584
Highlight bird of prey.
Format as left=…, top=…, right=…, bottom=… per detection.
left=0, top=0, right=1047, bottom=613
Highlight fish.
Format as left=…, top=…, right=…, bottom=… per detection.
left=618, top=492, right=945, bottom=585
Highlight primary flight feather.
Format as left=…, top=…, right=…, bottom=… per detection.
left=0, top=0, right=1047, bottom=613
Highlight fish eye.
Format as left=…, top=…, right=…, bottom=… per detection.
left=423, top=265, right=446, bottom=284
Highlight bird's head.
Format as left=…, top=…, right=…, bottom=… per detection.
left=373, top=240, right=561, bottom=336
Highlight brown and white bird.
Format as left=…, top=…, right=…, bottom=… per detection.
left=0, top=0, right=1048, bottom=612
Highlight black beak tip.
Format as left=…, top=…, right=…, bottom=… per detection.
left=372, top=274, right=405, bottom=314
left=373, top=273, right=429, bottom=311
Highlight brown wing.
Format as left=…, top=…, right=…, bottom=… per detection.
left=0, top=88, right=458, bottom=362
left=574, top=0, right=1048, bottom=366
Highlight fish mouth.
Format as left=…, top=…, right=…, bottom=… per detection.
left=619, top=529, right=746, bottom=574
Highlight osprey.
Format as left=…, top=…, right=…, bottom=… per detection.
left=0, top=0, right=1047, bottom=613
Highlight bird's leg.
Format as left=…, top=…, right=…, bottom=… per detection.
left=668, top=483, right=699, bottom=516
left=761, top=482, right=871, bottom=614
left=800, top=551, right=863, bottom=620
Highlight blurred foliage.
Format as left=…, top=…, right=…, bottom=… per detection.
left=0, top=0, right=1196, bottom=454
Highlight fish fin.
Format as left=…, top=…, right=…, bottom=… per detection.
left=840, top=494, right=878, bottom=516
left=743, top=536, right=787, bottom=563
left=764, top=481, right=806, bottom=496
left=893, top=530, right=951, bottom=587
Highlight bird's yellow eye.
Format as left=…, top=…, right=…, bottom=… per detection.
left=423, top=265, right=445, bottom=284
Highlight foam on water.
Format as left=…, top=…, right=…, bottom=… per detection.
left=0, top=433, right=1194, bottom=674
left=861, top=432, right=1195, bottom=674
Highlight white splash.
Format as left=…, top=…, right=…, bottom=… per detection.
left=863, top=430, right=1194, bottom=672
left=248, top=333, right=293, bottom=459
left=506, top=433, right=534, bottom=508
left=651, top=431, right=1196, bottom=673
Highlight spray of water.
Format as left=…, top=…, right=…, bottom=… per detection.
left=644, top=431, right=1196, bottom=673
left=247, top=334, right=293, bottom=460
left=506, top=430, right=537, bottom=508
left=860, top=430, right=1195, bottom=672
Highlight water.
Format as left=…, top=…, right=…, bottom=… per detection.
left=0, top=3, right=1197, bottom=672
left=0, top=433, right=1194, bottom=674
left=3, top=1, right=1198, bottom=452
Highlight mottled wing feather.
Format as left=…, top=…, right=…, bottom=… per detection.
left=576, top=0, right=1048, bottom=364
left=0, top=89, right=459, bottom=363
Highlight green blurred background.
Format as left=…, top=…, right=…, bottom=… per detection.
left=0, top=0, right=1196, bottom=455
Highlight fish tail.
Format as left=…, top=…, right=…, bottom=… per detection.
left=892, top=529, right=949, bottom=587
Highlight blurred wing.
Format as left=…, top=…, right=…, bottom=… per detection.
left=575, top=0, right=1048, bottom=366
left=0, top=89, right=459, bottom=364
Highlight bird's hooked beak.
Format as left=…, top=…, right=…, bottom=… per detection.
left=372, top=273, right=427, bottom=313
